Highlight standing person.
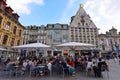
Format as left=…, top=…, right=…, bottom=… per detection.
left=67, top=58, right=74, bottom=75
left=92, top=61, right=98, bottom=77
left=86, top=58, right=93, bottom=76
left=86, top=58, right=92, bottom=71
left=22, top=60, right=28, bottom=75
left=113, top=55, right=117, bottom=63
left=97, top=58, right=109, bottom=77
left=0, top=57, right=1, bottom=65
left=47, top=60, right=52, bottom=72
left=118, top=55, right=120, bottom=64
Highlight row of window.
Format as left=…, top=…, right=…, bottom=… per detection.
left=71, top=27, right=97, bottom=30
left=6, top=22, right=22, bottom=36
left=71, top=31, right=97, bottom=34
left=71, top=34, right=98, bottom=38
left=0, top=16, right=22, bottom=37
left=2, top=35, right=20, bottom=46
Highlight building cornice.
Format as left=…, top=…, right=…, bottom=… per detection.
left=0, top=8, right=25, bottom=29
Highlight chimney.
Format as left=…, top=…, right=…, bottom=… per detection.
left=0, top=0, right=6, bottom=10
left=12, top=13, right=19, bottom=20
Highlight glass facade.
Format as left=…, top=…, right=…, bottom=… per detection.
left=47, top=24, right=69, bottom=45
left=54, top=30, right=62, bottom=44
left=47, top=30, right=53, bottom=45
left=63, top=30, right=67, bottom=42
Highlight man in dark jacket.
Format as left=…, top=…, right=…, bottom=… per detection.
left=97, top=58, right=109, bottom=77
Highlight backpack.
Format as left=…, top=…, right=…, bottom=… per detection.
left=101, top=64, right=106, bottom=71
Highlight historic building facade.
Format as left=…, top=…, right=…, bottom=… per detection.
left=24, top=23, right=69, bottom=46
left=0, top=0, right=24, bottom=48
left=23, top=4, right=120, bottom=56
left=23, top=25, right=46, bottom=44
left=69, top=5, right=99, bottom=47
left=98, top=27, right=120, bottom=53
left=46, top=23, right=69, bottom=46
left=23, top=24, right=69, bottom=56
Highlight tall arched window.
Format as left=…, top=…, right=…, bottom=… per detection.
left=0, top=16, right=3, bottom=28
left=2, top=35, right=8, bottom=45
left=13, top=26, right=17, bottom=34
left=19, top=30, right=21, bottom=36
left=17, top=40, right=20, bottom=45
left=11, top=38, right=14, bottom=46
left=6, top=21, right=11, bottom=31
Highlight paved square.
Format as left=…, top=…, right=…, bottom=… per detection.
left=0, top=59, right=119, bottom=80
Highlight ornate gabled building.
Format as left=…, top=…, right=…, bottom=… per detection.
left=69, top=4, right=99, bottom=47
left=98, top=27, right=120, bottom=53
left=0, top=0, right=25, bottom=48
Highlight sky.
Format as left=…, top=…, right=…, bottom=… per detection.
left=6, top=0, right=120, bottom=34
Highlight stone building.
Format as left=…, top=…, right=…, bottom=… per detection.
left=24, top=23, right=69, bottom=46
left=46, top=23, right=69, bottom=45
left=23, top=24, right=69, bottom=56
left=69, top=4, right=99, bottom=47
left=98, top=27, right=120, bottom=53
left=23, top=25, right=46, bottom=44
left=0, top=0, right=24, bottom=48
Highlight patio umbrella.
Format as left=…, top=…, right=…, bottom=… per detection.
left=55, top=42, right=96, bottom=56
left=0, top=48, right=6, bottom=51
left=12, top=43, right=52, bottom=57
left=56, top=42, right=96, bottom=50
left=12, top=43, right=51, bottom=50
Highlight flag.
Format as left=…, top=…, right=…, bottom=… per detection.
left=108, top=39, right=111, bottom=45
left=114, top=38, right=117, bottom=45
left=110, top=39, right=112, bottom=44
left=116, top=46, right=119, bottom=53
left=83, top=11, right=88, bottom=17
left=106, top=39, right=109, bottom=46
left=112, top=38, right=115, bottom=44
left=21, top=49, right=26, bottom=55
left=103, top=39, right=107, bottom=46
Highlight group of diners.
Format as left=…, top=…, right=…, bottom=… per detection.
left=1, top=54, right=109, bottom=77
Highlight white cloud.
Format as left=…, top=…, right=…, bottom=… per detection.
left=60, top=0, right=77, bottom=23
left=84, top=0, right=120, bottom=33
left=7, top=0, right=44, bottom=15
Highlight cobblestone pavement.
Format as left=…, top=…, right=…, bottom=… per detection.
left=0, top=59, right=120, bottom=80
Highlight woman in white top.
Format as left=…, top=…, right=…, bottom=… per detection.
left=86, top=58, right=92, bottom=71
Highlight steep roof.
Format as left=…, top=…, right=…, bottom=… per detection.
left=70, top=4, right=97, bottom=28
left=109, top=26, right=117, bottom=31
